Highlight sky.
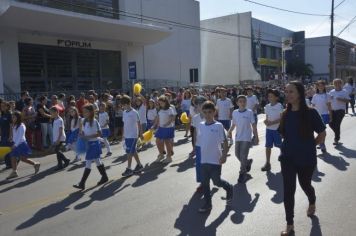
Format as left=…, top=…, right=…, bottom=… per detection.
left=197, top=0, right=356, bottom=43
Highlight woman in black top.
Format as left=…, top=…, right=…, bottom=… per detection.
left=37, top=96, right=52, bottom=149
left=278, top=81, right=326, bottom=236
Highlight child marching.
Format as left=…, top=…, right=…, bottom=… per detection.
left=98, top=103, right=112, bottom=157
left=262, top=89, right=284, bottom=171
left=121, top=95, right=144, bottom=177
left=66, top=107, right=81, bottom=162
left=228, top=95, right=259, bottom=183
left=6, top=111, right=40, bottom=179
left=197, top=101, right=233, bottom=213
left=73, top=104, right=108, bottom=190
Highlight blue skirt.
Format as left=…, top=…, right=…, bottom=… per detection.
left=102, top=128, right=110, bottom=138
left=155, top=127, right=175, bottom=139
left=67, top=129, right=79, bottom=144
left=85, top=140, right=102, bottom=160
left=10, top=142, right=32, bottom=159
left=76, top=137, right=87, bottom=155
left=321, top=114, right=330, bottom=125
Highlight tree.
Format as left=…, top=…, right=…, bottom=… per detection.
left=286, top=60, right=314, bottom=77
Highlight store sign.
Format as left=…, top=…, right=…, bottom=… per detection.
left=57, top=39, right=92, bottom=48
left=128, top=62, right=137, bottom=80
left=258, top=58, right=282, bottom=67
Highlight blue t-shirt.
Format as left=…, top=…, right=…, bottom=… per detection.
left=279, top=108, right=326, bottom=167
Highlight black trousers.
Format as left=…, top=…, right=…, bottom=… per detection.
left=329, top=109, right=345, bottom=142
left=54, top=142, right=69, bottom=167
left=281, top=161, right=316, bottom=225
left=345, top=95, right=355, bottom=114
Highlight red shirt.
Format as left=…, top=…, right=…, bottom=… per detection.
left=76, top=99, right=88, bottom=115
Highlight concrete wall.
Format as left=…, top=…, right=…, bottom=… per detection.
left=201, top=12, right=260, bottom=86
left=305, top=37, right=329, bottom=79
left=0, top=27, right=21, bottom=93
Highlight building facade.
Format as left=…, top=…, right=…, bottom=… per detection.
left=0, top=0, right=200, bottom=93
left=305, top=36, right=356, bottom=81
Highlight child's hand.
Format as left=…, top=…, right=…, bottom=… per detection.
left=254, top=136, right=259, bottom=145
left=264, top=120, right=270, bottom=126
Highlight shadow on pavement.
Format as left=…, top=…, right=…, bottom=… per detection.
left=111, top=154, right=127, bottom=164
left=0, top=167, right=56, bottom=194
left=16, top=191, right=84, bottom=230
left=174, top=138, right=190, bottom=146
left=174, top=188, right=219, bottom=236
left=131, top=162, right=167, bottom=188
left=229, top=184, right=260, bottom=224
left=74, top=178, right=129, bottom=210
left=266, top=171, right=283, bottom=204
left=312, top=166, right=325, bottom=183
left=318, top=153, right=349, bottom=171
left=310, top=216, right=322, bottom=236
left=336, top=144, right=356, bottom=159
left=66, top=162, right=85, bottom=172
left=170, top=157, right=195, bottom=173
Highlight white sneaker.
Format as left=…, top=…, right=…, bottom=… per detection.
left=6, top=171, right=18, bottom=180
left=154, top=154, right=165, bottom=163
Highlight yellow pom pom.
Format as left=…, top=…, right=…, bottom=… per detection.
left=180, top=112, right=190, bottom=124
left=142, top=130, right=153, bottom=142
left=0, top=147, right=12, bottom=160
left=133, top=83, right=142, bottom=95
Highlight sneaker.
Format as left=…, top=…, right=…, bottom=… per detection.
left=162, top=157, right=172, bottom=164
left=154, top=154, right=165, bottom=163
left=198, top=203, right=212, bottom=213
left=105, top=152, right=112, bottom=157
left=226, top=185, right=233, bottom=203
left=133, top=164, right=144, bottom=173
left=6, top=171, right=18, bottom=180
left=333, top=140, right=340, bottom=145
left=122, top=168, right=134, bottom=177
left=246, top=159, right=253, bottom=173
left=34, top=163, right=40, bottom=174
left=261, top=163, right=271, bottom=172
left=238, top=173, right=247, bottom=184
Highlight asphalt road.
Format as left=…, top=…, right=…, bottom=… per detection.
left=0, top=113, right=356, bottom=236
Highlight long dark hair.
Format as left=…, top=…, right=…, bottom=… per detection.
left=279, top=81, right=313, bottom=139
left=83, top=104, right=95, bottom=127
left=13, top=111, right=22, bottom=129
left=316, top=80, right=327, bottom=94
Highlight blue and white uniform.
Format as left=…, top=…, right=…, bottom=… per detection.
left=10, top=123, right=32, bottom=158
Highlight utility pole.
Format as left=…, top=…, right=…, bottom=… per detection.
left=329, top=0, right=335, bottom=82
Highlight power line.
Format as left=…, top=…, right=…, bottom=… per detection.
left=336, top=15, right=356, bottom=36
left=242, top=0, right=330, bottom=17
left=334, top=0, right=347, bottom=9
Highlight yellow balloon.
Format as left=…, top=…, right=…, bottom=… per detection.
left=180, top=112, right=190, bottom=124
left=0, top=147, right=11, bottom=160
left=133, top=83, right=142, bottom=94
left=142, top=130, right=153, bottom=142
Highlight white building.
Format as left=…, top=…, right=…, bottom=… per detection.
left=0, top=0, right=200, bottom=93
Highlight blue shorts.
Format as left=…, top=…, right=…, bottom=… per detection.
left=265, top=129, right=282, bottom=148
left=321, top=114, right=330, bottom=125
left=67, top=129, right=79, bottom=144
left=218, top=120, right=231, bottom=131
left=101, top=128, right=110, bottom=138
left=125, top=138, right=138, bottom=154
left=155, top=127, right=175, bottom=139
left=85, top=140, right=102, bottom=160
left=10, top=142, right=32, bottom=159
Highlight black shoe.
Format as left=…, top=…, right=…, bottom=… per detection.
left=73, top=168, right=91, bottom=190
left=105, top=152, right=112, bottom=157
left=238, top=173, right=247, bottom=183
left=198, top=203, right=212, bottom=213
left=246, top=159, right=253, bottom=173
left=122, top=168, right=134, bottom=177
left=261, top=163, right=271, bottom=172
left=226, top=185, right=233, bottom=203
left=63, top=159, right=70, bottom=168
left=97, top=165, right=109, bottom=185
left=333, top=140, right=340, bottom=145
left=133, top=164, right=144, bottom=173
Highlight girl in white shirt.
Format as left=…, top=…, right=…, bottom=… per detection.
left=153, top=96, right=175, bottom=163
left=66, top=107, right=81, bottom=161
left=73, top=104, right=108, bottom=190
left=147, top=99, right=157, bottom=130
left=6, top=111, right=40, bottom=180
left=98, top=103, right=112, bottom=157
left=181, top=91, right=192, bottom=137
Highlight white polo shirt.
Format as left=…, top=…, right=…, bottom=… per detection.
left=197, top=121, right=226, bottom=165
left=192, top=114, right=205, bottom=147
left=232, top=109, right=255, bottom=142
left=158, top=108, right=175, bottom=128
left=122, top=109, right=139, bottom=139
left=264, top=103, right=284, bottom=130
left=147, top=108, right=158, bottom=121
left=216, top=98, right=233, bottom=120
left=311, top=93, right=330, bottom=115
left=138, top=104, right=147, bottom=124
left=12, top=124, right=26, bottom=147
left=53, top=117, right=66, bottom=143
left=329, top=89, right=350, bottom=111
left=246, top=95, right=259, bottom=114
left=83, top=119, right=101, bottom=142
left=98, top=112, right=110, bottom=129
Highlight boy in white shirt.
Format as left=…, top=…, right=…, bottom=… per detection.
left=228, top=95, right=259, bottom=183
left=50, top=106, right=70, bottom=171
left=216, top=88, right=234, bottom=145
left=121, top=95, right=144, bottom=177
left=246, top=87, right=259, bottom=123
left=197, top=101, right=233, bottom=213
left=98, top=103, right=112, bottom=157
left=262, top=89, right=284, bottom=172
